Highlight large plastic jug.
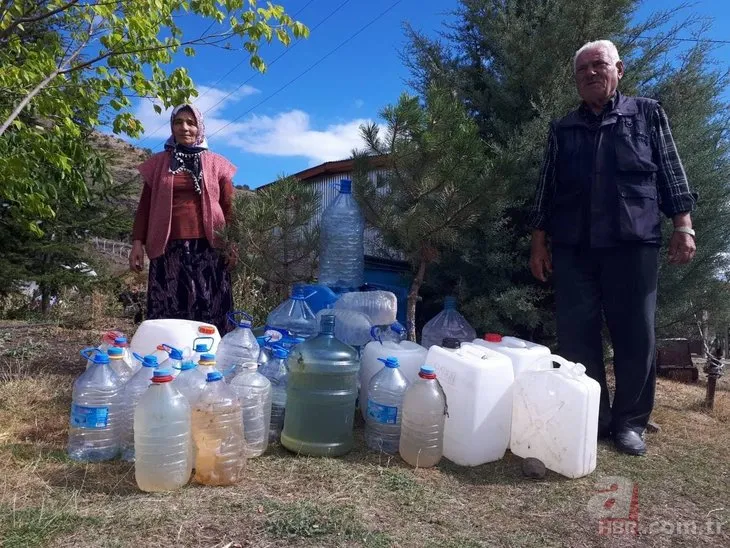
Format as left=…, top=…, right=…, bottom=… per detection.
left=67, top=349, right=123, bottom=462
left=229, top=361, right=272, bottom=457
left=281, top=314, right=359, bottom=456
left=265, top=286, right=318, bottom=341
left=107, top=347, right=135, bottom=383
left=258, top=346, right=289, bottom=443
left=159, top=344, right=184, bottom=378
left=334, top=290, right=397, bottom=325
left=120, top=354, right=158, bottom=461
left=192, top=371, right=246, bottom=486
left=215, top=311, right=260, bottom=382
left=360, top=340, right=427, bottom=419
left=172, top=360, right=207, bottom=406
left=134, top=369, right=192, bottom=492
left=294, top=283, right=339, bottom=314
left=510, top=355, right=600, bottom=479
left=318, top=179, right=365, bottom=290
left=130, top=319, right=220, bottom=363
left=191, top=336, right=214, bottom=363
left=399, top=365, right=447, bottom=468
left=365, top=357, right=409, bottom=454
left=427, top=339, right=514, bottom=465
left=472, top=334, right=551, bottom=379
left=420, top=296, right=476, bottom=349
left=315, top=308, right=373, bottom=347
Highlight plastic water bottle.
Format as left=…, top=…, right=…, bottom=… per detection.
left=259, top=346, right=289, bottom=443
left=256, top=336, right=272, bottom=368
left=191, top=336, right=214, bottom=364
left=68, top=349, right=123, bottom=462
left=265, top=286, right=318, bottom=341
left=192, top=371, right=246, bottom=486
left=197, top=352, right=219, bottom=377
left=315, top=308, right=372, bottom=347
left=318, top=179, right=364, bottom=290
left=215, top=311, right=260, bottom=382
left=120, top=354, right=158, bottom=462
left=230, top=361, right=272, bottom=457
left=134, top=369, right=192, bottom=492
left=399, top=365, right=448, bottom=468
left=159, top=344, right=184, bottom=378
left=420, top=297, right=477, bottom=350
left=172, top=359, right=207, bottom=406
left=365, top=357, right=410, bottom=454
left=107, top=347, right=135, bottom=383
left=371, top=322, right=407, bottom=344
left=335, top=291, right=397, bottom=325
left=112, top=336, right=137, bottom=374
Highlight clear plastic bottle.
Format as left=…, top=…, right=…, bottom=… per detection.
left=258, top=346, right=289, bottom=443
left=107, top=346, right=135, bottom=383
left=172, top=359, right=207, bottom=406
left=120, top=354, right=159, bottom=462
left=265, top=286, right=318, bottom=341
left=315, top=308, right=372, bottom=347
left=197, top=352, right=219, bottom=376
left=281, top=314, right=360, bottom=457
left=256, top=336, right=272, bottom=368
left=318, top=179, right=365, bottom=290
left=134, top=369, right=192, bottom=492
left=191, top=336, right=214, bottom=364
left=230, top=361, right=272, bottom=457
left=159, top=344, right=184, bottom=378
left=399, top=365, right=448, bottom=468
left=215, top=311, right=260, bottom=382
left=68, top=349, right=123, bottom=462
left=371, top=322, right=407, bottom=344
left=365, top=357, right=410, bottom=454
left=192, top=371, right=246, bottom=486
left=335, top=290, right=397, bottom=325
left=420, top=296, right=477, bottom=350
left=112, top=336, right=137, bottom=374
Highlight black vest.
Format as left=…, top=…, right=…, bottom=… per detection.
left=548, top=93, right=662, bottom=247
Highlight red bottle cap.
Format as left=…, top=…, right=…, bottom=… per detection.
left=484, top=333, right=502, bottom=343
left=198, top=325, right=216, bottom=335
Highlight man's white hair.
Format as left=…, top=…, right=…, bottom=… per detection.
left=573, top=40, right=621, bottom=71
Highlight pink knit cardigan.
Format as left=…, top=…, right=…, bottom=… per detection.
left=136, top=150, right=237, bottom=260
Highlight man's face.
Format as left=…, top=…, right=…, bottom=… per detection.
left=575, top=46, right=624, bottom=106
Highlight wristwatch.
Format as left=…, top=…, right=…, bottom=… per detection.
left=674, top=226, right=696, bottom=238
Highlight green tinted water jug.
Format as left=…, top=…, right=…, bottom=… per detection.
left=281, top=314, right=359, bottom=456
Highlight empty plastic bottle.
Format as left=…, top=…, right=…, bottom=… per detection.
left=230, top=361, right=272, bottom=457
left=365, top=356, right=410, bottom=454
left=420, top=297, right=477, bottom=350
left=159, top=344, right=184, bottom=378
left=256, top=336, right=272, bottom=368
left=107, top=347, right=135, bottom=383
left=371, top=322, right=407, bottom=344
left=191, top=336, right=214, bottom=364
left=134, top=369, right=192, bottom=492
left=192, top=371, right=246, bottom=486
left=315, top=308, right=372, bottom=347
left=215, top=311, right=260, bottom=382
left=259, top=346, right=289, bottom=443
left=281, top=314, right=359, bottom=457
left=172, top=359, right=207, bottom=406
left=197, top=352, right=219, bottom=376
left=318, top=179, right=364, bottom=290
left=399, top=365, right=448, bottom=468
left=68, top=349, right=123, bottom=462
left=120, top=354, right=159, bottom=461
left=112, top=336, right=137, bottom=373
left=335, top=290, right=397, bottom=325
left=265, top=286, right=318, bottom=341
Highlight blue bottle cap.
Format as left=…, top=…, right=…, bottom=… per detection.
left=152, top=369, right=174, bottom=383
left=200, top=353, right=215, bottom=362
left=163, top=344, right=184, bottom=360
left=108, top=347, right=124, bottom=357
left=378, top=356, right=399, bottom=368
left=142, top=355, right=158, bottom=367
left=178, top=360, right=196, bottom=371
left=93, top=352, right=109, bottom=365
left=194, top=343, right=208, bottom=352
left=419, top=365, right=436, bottom=379
left=114, top=336, right=127, bottom=345
left=206, top=371, right=223, bottom=382
left=444, top=296, right=457, bottom=309
left=272, top=346, right=289, bottom=359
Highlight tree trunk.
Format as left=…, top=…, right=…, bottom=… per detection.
left=40, top=284, right=50, bottom=315
left=407, top=259, right=428, bottom=342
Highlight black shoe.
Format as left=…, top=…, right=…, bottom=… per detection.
left=614, top=428, right=646, bottom=456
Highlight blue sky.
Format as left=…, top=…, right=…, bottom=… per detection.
left=127, top=0, right=730, bottom=189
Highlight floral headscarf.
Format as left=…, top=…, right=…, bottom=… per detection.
left=164, top=104, right=208, bottom=194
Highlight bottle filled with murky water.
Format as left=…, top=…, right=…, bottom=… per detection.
left=229, top=361, right=272, bottom=457
left=120, top=354, right=158, bottom=461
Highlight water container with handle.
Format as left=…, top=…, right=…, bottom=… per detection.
left=130, top=319, right=220, bottom=363
left=258, top=346, right=289, bottom=443
left=107, top=347, right=135, bottom=383
left=159, top=344, right=185, bottom=378
left=120, top=354, right=159, bottom=461
left=197, top=352, right=219, bottom=377
left=265, top=286, right=318, bottom=341
left=371, top=322, right=407, bottom=344
left=113, top=336, right=137, bottom=374
left=510, top=355, right=600, bottom=479
left=191, top=336, right=214, bottom=364
left=318, top=179, right=365, bottom=290
left=281, top=314, right=359, bottom=457
left=420, top=296, right=476, bottom=349
left=134, top=369, right=192, bottom=492
left=399, top=365, right=448, bottom=468
left=334, top=290, right=397, bottom=325
left=192, top=371, right=246, bottom=486
left=229, top=361, right=272, bottom=457
left=360, top=339, right=427, bottom=419
left=365, top=357, right=410, bottom=454
left=68, top=349, right=123, bottom=462
left=472, top=334, right=551, bottom=379
left=215, top=311, right=260, bottom=382
left=293, top=283, right=339, bottom=314
left=172, top=359, right=207, bottom=406
left=426, top=340, right=514, bottom=465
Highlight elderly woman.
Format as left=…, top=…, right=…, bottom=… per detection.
left=130, top=104, right=236, bottom=334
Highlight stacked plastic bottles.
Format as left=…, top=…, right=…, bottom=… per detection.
left=421, top=296, right=476, bottom=349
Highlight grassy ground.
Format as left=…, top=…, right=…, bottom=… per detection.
left=0, top=320, right=728, bottom=547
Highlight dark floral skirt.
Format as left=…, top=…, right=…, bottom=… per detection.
left=147, top=239, right=233, bottom=335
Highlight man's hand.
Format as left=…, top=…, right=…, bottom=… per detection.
left=129, top=240, right=145, bottom=272
left=529, top=230, right=552, bottom=282
left=668, top=213, right=696, bottom=265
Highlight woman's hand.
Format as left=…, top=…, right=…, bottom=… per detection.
left=129, top=240, right=145, bottom=272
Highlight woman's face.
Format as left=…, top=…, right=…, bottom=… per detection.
left=172, top=109, right=199, bottom=146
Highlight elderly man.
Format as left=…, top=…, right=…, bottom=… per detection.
left=529, top=40, right=697, bottom=456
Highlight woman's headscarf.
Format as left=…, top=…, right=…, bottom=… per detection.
left=164, top=104, right=208, bottom=195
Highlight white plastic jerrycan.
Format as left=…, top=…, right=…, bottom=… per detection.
left=360, top=339, right=427, bottom=419
left=510, top=355, right=600, bottom=479
left=130, top=319, right=221, bottom=363
left=426, top=339, right=514, bottom=466
left=472, top=333, right=551, bottom=380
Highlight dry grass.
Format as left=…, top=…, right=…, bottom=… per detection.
left=0, top=322, right=728, bottom=547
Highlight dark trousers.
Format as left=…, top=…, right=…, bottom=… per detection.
left=552, top=244, right=659, bottom=433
